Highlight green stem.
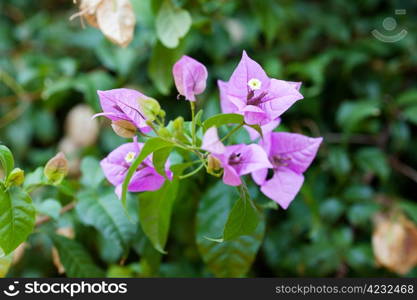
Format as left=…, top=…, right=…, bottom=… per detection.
left=220, top=123, right=244, bottom=143
left=0, top=69, right=29, bottom=128
left=190, top=101, right=196, bottom=146
left=179, top=163, right=205, bottom=179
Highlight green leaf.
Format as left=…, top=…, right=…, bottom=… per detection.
left=23, top=167, right=47, bottom=191
left=95, top=40, right=138, bottom=76
left=80, top=156, right=105, bottom=188
left=138, top=179, right=180, bottom=254
left=347, top=203, right=379, bottom=227
left=396, top=89, right=417, bottom=107
left=76, top=190, right=136, bottom=253
left=156, top=0, right=192, bottom=48
left=74, top=71, right=115, bottom=111
left=106, top=265, right=134, bottom=278
left=50, top=234, right=104, bottom=277
left=139, top=240, right=162, bottom=277
left=400, top=201, right=417, bottom=224
left=134, top=225, right=162, bottom=277
left=202, top=113, right=244, bottom=131
left=0, top=145, right=14, bottom=179
left=248, top=124, right=263, bottom=138
left=36, top=198, right=62, bottom=220
left=328, top=147, right=351, bottom=177
left=0, top=187, right=35, bottom=255
left=196, top=182, right=265, bottom=277
left=223, top=186, right=260, bottom=241
left=250, top=0, right=282, bottom=45
left=148, top=42, right=184, bottom=95
left=195, top=109, right=204, bottom=126
left=336, top=100, right=379, bottom=132
left=319, top=198, right=345, bottom=223
left=355, top=147, right=389, bottom=181
left=403, top=105, right=417, bottom=126
left=121, top=137, right=175, bottom=205
left=152, top=147, right=173, bottom=178
left=0, top=253, right=12, bottom=278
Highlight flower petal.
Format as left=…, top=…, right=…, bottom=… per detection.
left=287, top=81, right=302, bottom=91
left=100, top=142, right=138, bottom=186
left=231, top=144, right=273, bottom=175
left=201, top=127, right=226, bottom=154
left=222, top=164, right=242, bottom=186
left=218, top=80, right=239, bottom=114
left=227, top=51, right=270, bottom=100
left=97, top=88, right=150, bottom=131
left=261, top=168, right=304, bottom=209
left=269, top=132, right=323, bottom=174
left=251, top=168, right=268, bottom=185
left=262, top=79, right=303, bottom=119
left=128, top=167, right=166, bottom=192
left=241, top=105, right=269, bottom=125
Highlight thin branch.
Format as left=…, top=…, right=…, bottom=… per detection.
left=324, top=133, right=379, bottom=145
left=389, top=156, right=417, bottom=184
left=0, top=69, right=30, bottom=128
left=35, top=202, right=76, bottom=227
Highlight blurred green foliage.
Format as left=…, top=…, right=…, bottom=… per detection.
left=1, top=0, right=417, bottom=277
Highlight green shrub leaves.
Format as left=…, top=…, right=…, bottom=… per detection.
left=196, top=182, right=265, bottom=277
left=0, top=187, right=35, bottom=255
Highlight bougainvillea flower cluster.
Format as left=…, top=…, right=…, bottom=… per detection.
left=96, top=51, right=322, bottom=209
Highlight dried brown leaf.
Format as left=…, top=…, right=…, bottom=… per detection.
left=372, top=213, right=417, bottom=274
left=71, top=0, right=103, bottom=27
left=96, top=0, right=136, bottom=47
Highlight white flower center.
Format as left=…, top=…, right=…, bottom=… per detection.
left=124, top=152, right=136, bottom=163
left=248, top=78, right=262, bottom=90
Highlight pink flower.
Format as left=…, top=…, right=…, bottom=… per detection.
left=94, top=88, right=153, bottom=133
left=252, top=132, right=322, bottom=209
left=218, top=51, right=303, bottom=126
left=173, top=55, right=208, bottom=101
left=100, top=142, right=172, bottom=198
left=202, top=127, right=272, bottom=186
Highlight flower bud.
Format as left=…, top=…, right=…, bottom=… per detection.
left=44, top=152, right=69, bottom=185
left=207, top=155, right=222, bottom=174
left=5, top=168, right=24, bottom=187
left=172, top=116, right=188, bottom=143
left=173, top=56, right=208, bottom=101
left=111, top=120, right=137, bottom=138
left=173, top=116, right=184, bottom=132
left=139, top=97, right=161, bottom=121
left=158, top=127, right=172, bottom=139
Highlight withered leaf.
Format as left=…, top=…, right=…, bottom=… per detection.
left=372, top=213, right=417, bottom=275
left=72, top=0, right=136, bottom=47
left=96, top=0, right=136, bottom=47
